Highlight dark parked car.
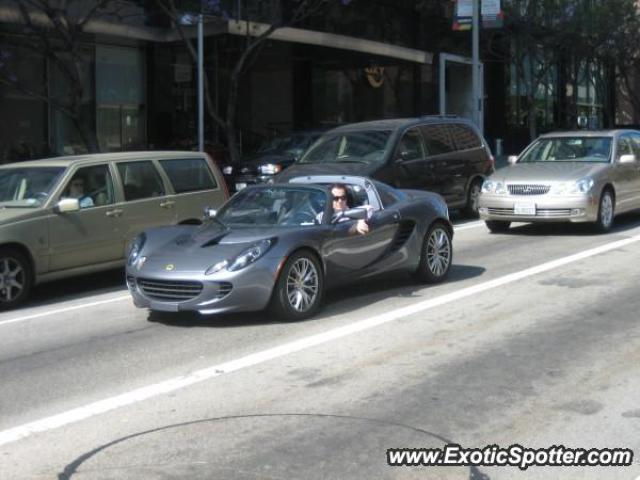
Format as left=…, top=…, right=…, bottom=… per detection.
left=275, top=117, right=494, bottom=216
left=221, top=130, right=324, bottom=192
left=126, top=175, right=453, bottom=321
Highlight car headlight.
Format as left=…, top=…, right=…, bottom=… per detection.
left=222, top=165, right=233, bottom=175
left=481, top=180, right=508, bottom=195
left=259, top=164, right=282, bottom=175
left=127, top=233, right=146, bottom=266
left=549, top=178, right=594, bottom=195
left=205, top=239, right=273, bottom=275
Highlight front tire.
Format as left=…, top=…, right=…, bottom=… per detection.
left=485, top=220, right=511, bottom=233
left=595, top=189, right=614, bottom=233
left=413, top=222, right=453, bottom=283
left=269, top=250, right=324, bottom=321
left=0, top=247, right=33, bottom=310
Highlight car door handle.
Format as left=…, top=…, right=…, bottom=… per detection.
left=105, top=208, right=123, bottom=217
left=160, top=200, right=175, bottom=208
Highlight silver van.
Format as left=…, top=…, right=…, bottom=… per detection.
left=0, top=151, right=228, bottom=309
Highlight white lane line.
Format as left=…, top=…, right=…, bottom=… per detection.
left=0, top=221, right=483, bottom=327
left=0, top=295, right=130, bottom=327
left=1, top=234, right=639, bottom=447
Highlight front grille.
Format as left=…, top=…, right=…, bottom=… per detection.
left=138, top=278, right=203, bottom=302
left=215, top=282, right=233, bottom=300
left=536, top=209, right=573, bottom=217
left=508, top=184, right=550, bottom=196
left=487, top=208, right=514, bottom=216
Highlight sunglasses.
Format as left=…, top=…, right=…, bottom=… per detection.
left=332, top=195, right=347, bottom=201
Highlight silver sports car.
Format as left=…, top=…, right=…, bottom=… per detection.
left=125, top=175, right=453, bottom=320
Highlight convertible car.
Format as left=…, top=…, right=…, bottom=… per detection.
left=125, top=175, right=453, bottom=320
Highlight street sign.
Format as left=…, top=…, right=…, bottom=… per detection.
left=453, top=0, right=503, bottom=30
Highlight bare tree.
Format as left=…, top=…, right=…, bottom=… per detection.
left=0, top=0, right=131, bottom=153
left=155, top=0, right=351, bottom=163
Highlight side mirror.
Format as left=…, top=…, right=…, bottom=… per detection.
left=341, top=207, right=368, bottom=221
left=203, top=207, right=217, bottom=220
left=55, top=198, right=80, bottom=213
left=507, top=155, right=518, bottom=165
left=619, top=154, right=636, bottom=164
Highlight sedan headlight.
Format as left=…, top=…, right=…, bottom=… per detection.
left=259, top=164, right=282, bottom=175
left=549, top=178, right=594, bottom=195
left=205, top=239, right=273, bottom=275
left=127, top=233, right=146, bottom=266
left=481, top=180, right=508, bottom=195
left=222, top=165, right=233, bottom=175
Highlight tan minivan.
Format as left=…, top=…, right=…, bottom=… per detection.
left=0, top=151, right=228, bottom=309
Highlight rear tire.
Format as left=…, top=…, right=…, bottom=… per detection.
left=269, top=250, right=324, bottom=321
left=413, top=222, right=453, bottom=284
left=463, top=179, right=483, bottom=217
left=0, top=247, right=33, bottom=310
left=594, top=189, right=615, bottom=233
left=485, top=220, right=511, bottom=233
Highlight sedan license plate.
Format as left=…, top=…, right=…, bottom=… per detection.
left=235, top=182, right=247, bottom=191
left=514, top=203, right=536, bottom=215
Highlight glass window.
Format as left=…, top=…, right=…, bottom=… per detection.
left=450, top=124, right=482, bottom=150
left=159, top=158, right=217, bottom=193
left=61, top=165, right=114, bottom=209
left=117, top=161, right=165, bottom=200
left=396, top=128, right=425, bottom=161
left=299, top=130, right=392, bottom=165
left=617, top=136, right=633, bottom=159
left=0, top=167, right=64, bottom=208
left=519, top=137, right=612, bottom=163
left=420, top=125, right=455, bottom=156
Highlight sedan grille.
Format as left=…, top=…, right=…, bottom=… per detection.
left=508, top=184, right=550, bottom=196
left=138, top=278, right=203, bottom=302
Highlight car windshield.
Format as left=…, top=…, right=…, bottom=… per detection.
left=216, top=187, right=327, bottom=227
left=299, top=130, right=392, bottom=165
left=0, top=167, right=65, bottom=208
left=257, top=134, right=316, bottom=155
left=519, top=137, right=612, bottom=163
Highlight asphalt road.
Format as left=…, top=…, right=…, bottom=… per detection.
left=1, top=214, right=640, bottom=479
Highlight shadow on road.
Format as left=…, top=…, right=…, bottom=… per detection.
left=147, top=263, right=485, bottom=329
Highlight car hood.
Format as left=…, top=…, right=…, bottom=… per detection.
left=492, top=162, right=609, bottom=183
left=0, top=207, right=42, bottom=226
left=242, top=152, right=296, bottom=165
left=141, top=223, right=284, bottom=272
left=275, top=162, right=378, bottom=182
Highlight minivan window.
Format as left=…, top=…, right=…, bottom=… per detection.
left=420, top=125, right=455, bottom=156
left=159, top=158, right=217, bottom=193
left=396, top=128, right=425, bottom=161
left=61, top=165, right=114, bottom=208
left=450, top=124, right=482, bottom=150
left=117, top=161, right=166, bottom=200
left=0, top=167, right=64, bottom=208
left=299, top=130, right=392, bottom=165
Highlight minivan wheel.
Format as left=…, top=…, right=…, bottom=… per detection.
left=485, top=220, right=511, bottom=233
left=463, top=179, right=483, bottom=217
left=595, top=189, right=615, bottom=233
left=269, top=250, right=324, bottom=321
left=0, top=248, right=33, bottom=310
left=413, top=223, right=452, bottom=284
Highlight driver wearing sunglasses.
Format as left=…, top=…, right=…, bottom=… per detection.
left=316, top=183, right=369, bottom=235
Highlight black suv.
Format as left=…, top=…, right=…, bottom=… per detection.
left=275, top=117, right=494, bottom=215
left=222, top=130, right=324, bottom=192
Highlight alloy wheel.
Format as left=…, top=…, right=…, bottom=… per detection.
left=286, top=257, right=319, bottom=312
left=0, top=257, right=25, bottom=303
left=426, top=227, right=451, bottom=277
